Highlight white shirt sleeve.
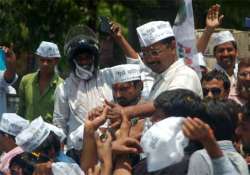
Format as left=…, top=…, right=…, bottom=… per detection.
left=212, top=156, right=240, bottom=175
left=53, top=83, right=70, bottom=135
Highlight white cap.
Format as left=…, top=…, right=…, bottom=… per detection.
left=69, top=125, right=84, bottom=150
left=52, top=162, right=85, bottom=175
left=212, top=31, right=235, bottom=48
left=36, top=41, right=61, bottom=58
left=15, top=117, right=50, bottom=152
left=136, top=21, right=174, bottom=48
left=140, top=117, right=189, bottom=172
left=111, top=64, right=141, bottom=84
left=45, top=123, right=66, bottom=143
left=0, top=113, right=29, bottom=136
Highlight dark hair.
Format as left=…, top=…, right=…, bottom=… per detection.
left=0, top=130, right=15, bottom=140
left=35, top=131, right=61, bottom=156
left=213, top=41, right=237, bottom=55
left=132, top=80, right=143, bottom=91
left=201, top=69, right=231, bottom=91
left=238, top=57, right=250, bottom=70
left=154, top=89, right=205, bottom=118
left=159, top=36, right=175, bottom=47
left=242, top=102, right=250, bottom=121
left=9, top=152, right=51, bottom=175
left=202, top=98, right=239, bottom=141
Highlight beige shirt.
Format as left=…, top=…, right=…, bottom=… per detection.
left=148, top=59, right=203, bottom=100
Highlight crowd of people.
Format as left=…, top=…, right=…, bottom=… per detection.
left=0, top=3, right=250, bottom=175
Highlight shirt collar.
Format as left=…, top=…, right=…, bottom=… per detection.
left=214, top=63, right=237, bottom=78
left=217, top=140, right=236, bottom=152
left=35, top=71, right=60, bottom=87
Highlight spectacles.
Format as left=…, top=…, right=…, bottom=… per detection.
left=203, top=87, right=222, bottom=96
left=140, top=47, right=165, bottom=57
left=238, top=72, right=250, bottom=78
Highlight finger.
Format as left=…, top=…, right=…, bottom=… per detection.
left=110, top=120, right=121, bottom=129
left=88, top=167, right=93, bottom=175
left=106, top=131, right=112, bottom=142
left=125, top=137, right=140, bottom=147
left=104, top=99, right=115, bottom=108
left=120, top=111, right=131, bottom=138
left=94, top=164, right=101, bottom=174
left=122, top=147, right=139, bottom=154
left=182, top=125, right=191, bottom=138
left=219, top=14, right=224, bottom=24
left=183, top=118, right=195, bottom=131
left=132, top=133, right=142, bottom=140
left=93, top=107, right=109, bottom=129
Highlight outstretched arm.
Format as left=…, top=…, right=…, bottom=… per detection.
left=110, top=22, right=138, bottom=59
left=196, top=4, right=224, bottom=53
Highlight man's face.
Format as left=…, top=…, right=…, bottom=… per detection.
left=141, top=41, right=176, bottom=74
left=112, top=81, right=141, bottom=107
left=202, top=78, right=228, bottom=98
left=236, top=117, right=250, bottom=151
left=75, top=53, right=94, bottom=70
left=237, top=65, right=250, bottom=100
left=38, top=58, right=58, bottom=74
left=214, top=42, right=237, bottom=70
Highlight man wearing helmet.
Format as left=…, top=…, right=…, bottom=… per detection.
left=53, top=25, right=134, bottom=149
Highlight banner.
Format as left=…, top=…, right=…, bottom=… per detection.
left=173, top=0, right=200, bottom=73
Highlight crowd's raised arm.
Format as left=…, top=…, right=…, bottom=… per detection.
left=1, top=3, right=250, bottom=175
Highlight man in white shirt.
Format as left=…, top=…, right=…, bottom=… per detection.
left=136, top=21, right=203, bottom=100
left=211, top=31, right=238, bottom=89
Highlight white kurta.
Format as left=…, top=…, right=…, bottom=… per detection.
left=53, top=69, right=113, bottom=148
left=148, top=59, right=203, bottom=100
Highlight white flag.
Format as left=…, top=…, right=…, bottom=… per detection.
left=173, top=0, right=200, bottom=74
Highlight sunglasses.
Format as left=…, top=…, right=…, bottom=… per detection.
left=203, top=87, right=222, bottom=96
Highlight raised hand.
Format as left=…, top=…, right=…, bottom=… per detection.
left=206, top=4, right=224, bottom=31
left=85, top=106, right=110, bottom=132
left=110, top=22, right=123, bottom=40
left=182, top=117, right=214, bottom=144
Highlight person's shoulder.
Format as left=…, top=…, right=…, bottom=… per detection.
left=56, top=75, right=64, bottom=84
left=20, top=72, right=37, bottom=82
left=190, top=149, right=209, bottom=162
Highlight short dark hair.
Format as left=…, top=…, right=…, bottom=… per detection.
left=201, top=69, right=231, bottom=91
left=35, top=131, right=61, bottom=156
left=213, top=41, right=237, bottom=55
left=202, top=98, right=239, bottom=141
left=154, top=89, right=205, bottom=118
left=159, top=36, right=175, bottom=47
left=238, top=57, right=250, bottom=70
left=242, top=102, right=250, bottom=121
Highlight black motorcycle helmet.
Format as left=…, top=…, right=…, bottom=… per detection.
left=64, top=25, right=100, bottom=73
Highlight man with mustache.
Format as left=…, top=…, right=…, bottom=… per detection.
left=211, top=31, right=238, bottom=90
left=137, top=21, right=203, bottom=100
left=111, top=64, right=143, bottom=107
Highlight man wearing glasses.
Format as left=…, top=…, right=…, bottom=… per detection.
left=229, top=57, right=250, bottom=105
left=201, top=69, right=230, bottom=99
left=137, top=21, right=203, bottom=100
